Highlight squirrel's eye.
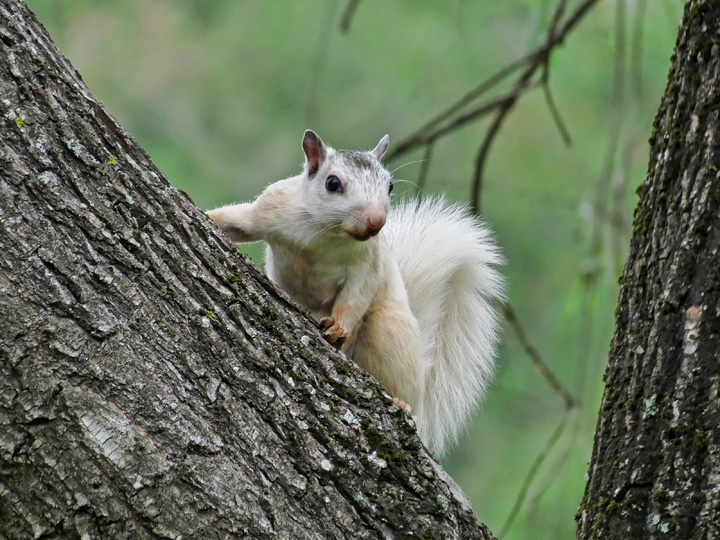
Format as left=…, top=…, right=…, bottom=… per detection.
left=388, top=182, right=394, bottom=194
left=325, top=175, right=342, bottom=193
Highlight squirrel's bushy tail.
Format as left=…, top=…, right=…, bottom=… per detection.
left=386, top=197, right=504, bottom=455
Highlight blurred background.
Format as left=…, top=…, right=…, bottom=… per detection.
left=25, top=1, right=683, bottom=538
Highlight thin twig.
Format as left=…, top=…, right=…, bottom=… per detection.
left=386, top=0, right=601, bottom=162
left=557, top=0, right=602, bottom=39
left=611, top=133, right=637, bottom=276
left=339, top=0, right=362, bottom=33
left=539, top=0, right=574, bottom=149
left=630, top=0, right=647, bottom=100
left=386, top=53, right=533, bottom=161
left=498, top=408, right=576, bottom=539
left=416, top=142, right=434, bottom=193
left=586, top=0, right=626, bottom=284
left=471, top=106, right=512, bottom=215
left=391, top=83, right=540, bottom=159
left=305, top=3, right=339, bottom=122
left=471, top=59, right=540, bottom=213
left=542, top=81, right=573, bottom=146
left=574, top=3, right=626, bottom=414
left=503, top=304, right=579, bottom=410
left=600, top=0, right=627, bottom=185
left=546, top=0, right=568, bottom=40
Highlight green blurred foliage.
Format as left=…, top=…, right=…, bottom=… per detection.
left=26, top=0, right=683, bottom=538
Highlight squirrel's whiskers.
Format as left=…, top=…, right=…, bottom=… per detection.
left=208, top=130, right=504, bottom=455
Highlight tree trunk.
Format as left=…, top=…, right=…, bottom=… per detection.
left=0, top=1, right=495, bottom=538
left=577, top=1, right=720, bottom=538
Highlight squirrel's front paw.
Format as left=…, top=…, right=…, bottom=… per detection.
left=319, top=317, right=349, bottom=348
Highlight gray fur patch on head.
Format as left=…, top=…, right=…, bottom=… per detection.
left=336, top=150, right=378, bottom=172
left=334, top=150, right=391, bottom=195
left=325, top=150, right=392, bottom=204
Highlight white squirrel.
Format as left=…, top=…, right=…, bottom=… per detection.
left=208, top=130, right=504, bottom=455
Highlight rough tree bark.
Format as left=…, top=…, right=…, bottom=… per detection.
left=578, top=1, right=720, bottom=538
left=0, top=1, right=495, bottom=538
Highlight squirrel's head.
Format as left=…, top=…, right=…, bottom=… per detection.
left=301, top=130, right=392, bottom=242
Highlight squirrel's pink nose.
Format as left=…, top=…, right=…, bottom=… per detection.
left=366, top=210, right=386, bottom=237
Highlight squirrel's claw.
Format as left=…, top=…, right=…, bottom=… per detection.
left=393, top=396, right=413, bottom=414
left=319, top=317, right=349, bottom=348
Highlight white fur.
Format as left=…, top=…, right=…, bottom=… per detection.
left=208, top=132, right=504, bottom=455
left=385, top=197, right=504, bottom=454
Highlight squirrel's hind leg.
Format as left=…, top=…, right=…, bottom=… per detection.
left=345, top=299, right=424, bottom=419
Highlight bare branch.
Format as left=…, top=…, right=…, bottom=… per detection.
left=385, top=53, right=533, bottom=161
left=503, top=304, right=579, bottom=410
left=590, top=0, right=627, bottom=257
left=471, top=106, right=512, bottom=215
left=631, top=0, right=648, bottom=99
left=542, top=80, right=573, bottom=146
left=556, top=0, right=603, bottom=39
left=392, top=82, right=540, bottom=161
left=340, top=0, right=362, bottom=33
left=499, top=408, right=576, bottom=539
left=416, top=142, right=435, bottom=193
left=546, top=0, right=569, bottom=40
left=386, top=0, right=602, bottom=163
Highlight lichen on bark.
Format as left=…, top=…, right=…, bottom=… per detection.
left=577, top=1, right=720, bottom=538
left=0, top=1, right=495, bottom=538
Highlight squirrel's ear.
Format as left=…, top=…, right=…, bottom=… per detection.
left=371, top=134, right=389, bottom=161
left=302, top=130, right=326, bottom=176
